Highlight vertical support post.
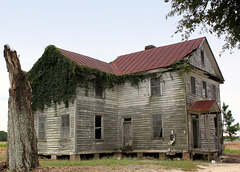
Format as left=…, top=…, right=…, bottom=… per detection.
left=206, top=113, right=211, bottom=161
left=70, top=154, right=81, bottom=160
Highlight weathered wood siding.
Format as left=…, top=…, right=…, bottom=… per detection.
left=186, top=45, right=223, bottom=152
left=117, top=71, right=188, bottom=152
left=75, top=86, right=119, bottom=154
left=34, top=102, right=75, bottom=155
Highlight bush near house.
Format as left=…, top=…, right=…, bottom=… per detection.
left=0, top=131, right=7, bottom=141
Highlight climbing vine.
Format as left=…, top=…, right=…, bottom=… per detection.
left=27, top=45, right=157, bottom=111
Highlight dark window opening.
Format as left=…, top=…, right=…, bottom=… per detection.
left=124, top=118, right=131, bottom=122
left=152, top=114, right=163, bottom=138
left=95, top=115, right=103, bottom=139
left=95, top=80, right=103, bottom=98
left=201, top=51, right=205, bottom=67
left=191, top=76, right=196, bottom=95
left=203, top=81, right=207, bottom=98
left=61, top=114, right=70, bottom=140
left=214, top=116, right=218, bottom=136
left=151, top=77, right=162, bottom=96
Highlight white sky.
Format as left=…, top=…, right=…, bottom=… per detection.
left=0, top=0, right=239, bottom=132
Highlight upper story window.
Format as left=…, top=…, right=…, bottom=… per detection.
left=61, top=114, right=70, bottom=140
left=201, top=50, right=205, bottom=67
left=95, top=85, right=103, bottom=98
left=191, top=76, right=196, bottom=95
left=152, top=114, right=163, bottom=138
left=38, top=116, right=46, bottom=141
left=151, top=77, right=162, bottom=96
left=95, top=115, right=103, bottom=140
left=212, top=84, right=217, bottom=100
left=202, top=81, right=207, bottom=98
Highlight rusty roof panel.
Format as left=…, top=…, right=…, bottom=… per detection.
left=58, top=48, right=114, bottom=73
left=57, top=37, right=205, bottom=75
left=188, top=100, right=216, bottom=112
left=112, top=37, right=205, bottom=74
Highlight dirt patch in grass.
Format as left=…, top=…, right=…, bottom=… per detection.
left=225, top=142, right=240, bottom=150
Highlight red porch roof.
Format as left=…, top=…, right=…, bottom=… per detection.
left=188, top=100, right=220, bottom=113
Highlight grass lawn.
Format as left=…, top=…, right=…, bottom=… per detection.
left=224, top=148, right=240, bottom=154
left=39, top=158, right=202, bottom=171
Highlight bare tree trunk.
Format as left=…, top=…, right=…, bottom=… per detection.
left=4, top=45, right=39, bottom=172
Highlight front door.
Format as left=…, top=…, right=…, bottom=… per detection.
left=191, top=114, right=200, bottom=148
left=123, top=118, right=132, bottom=150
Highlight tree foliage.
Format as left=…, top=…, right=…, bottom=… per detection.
left=0, top=131, right=7, bottom=141
left=165, top=0, right=240, bottom=52
left=222, top=102, right=240, bottom=141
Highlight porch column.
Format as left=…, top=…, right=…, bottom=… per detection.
left=206, top=113, right=211, bottom=161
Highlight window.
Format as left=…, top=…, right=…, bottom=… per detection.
left=191, top=76, right=196, bottom=95
left=151, top=77, right=162, bottom=96
left=95, top=115, right=103, bottom=139
left=61, top=114, right=70, bottom=140
left=201, top=51, right=205, bottom=67
left=38, top=116, right=46, bottom=140
left=152, top=114, right=163, bottom=138
left=212, top=85, right=217, bottom=100
left=95, top=83, right=103, bottom=98
left=202, top=81, right=207, bottom=98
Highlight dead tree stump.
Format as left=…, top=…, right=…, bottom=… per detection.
left=4, top=45, right=39, bottom=171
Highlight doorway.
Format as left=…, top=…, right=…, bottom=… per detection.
left=123, top=118, right=132, bottom=150
left=191, top=114, right=200, bottom=148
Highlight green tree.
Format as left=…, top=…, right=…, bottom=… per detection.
left=0, top=131, right=7, bottom=141
left=222, top=102, right=240, bottom=141
left=165, top=0, right=240, bottom=52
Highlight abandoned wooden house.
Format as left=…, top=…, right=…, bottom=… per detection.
left=29, top=37, right=224, bottom=160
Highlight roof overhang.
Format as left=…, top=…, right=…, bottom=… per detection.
left=188, top=100, right=221, bottom=114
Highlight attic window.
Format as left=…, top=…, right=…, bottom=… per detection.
left=95, top=82, right=104, bottom=98
left=201, top=51, right=205, bottom=67
left=151, top=77, right=162, bottom=96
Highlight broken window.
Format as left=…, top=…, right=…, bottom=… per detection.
left=95, top=115, right=103, bottom=139
left=191, top=76, right=196, bottom=95
left=38, top=116, right=46, bottom=140
left=152, top=114, right=163, bottom=138
left=202, top=81, right=207, bottom=98
left=212, top=85, right=217, bottom=100
left=151, top=77, right=162, bottom=96
left=61, top=114, right=70, bottom=140
left=201, top=50, right=205, bottom=67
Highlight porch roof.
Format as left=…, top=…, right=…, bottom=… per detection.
left=188, top=100, right=221, bottom=113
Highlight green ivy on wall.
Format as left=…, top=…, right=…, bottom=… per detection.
left=27, top=45, right=157, bottom=111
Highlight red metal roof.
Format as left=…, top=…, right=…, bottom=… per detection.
left=57, top=37, right=205, bottom=75
left=188, top=100, right=218, bottom=112
left=112, top=37, right=205, bottom=74
left=58, top=48, right=114, bottom=73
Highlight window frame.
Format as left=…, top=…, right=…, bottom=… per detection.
left=201, top=50, right=205, bottom=67
left=191, top=76, right=196, bottom=95
left=61, top=114, right=70, bottom=140
left=152, top=114, right=163, bottom=139
left=95, top=115, right=103, bottom=140
left=212, top=84, right=217, bottom=100
left=38, top=116, right=46, bottom=141
left=150, top=77, right=162, bottom=96
left=202, top=81, right=207, bottom=98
